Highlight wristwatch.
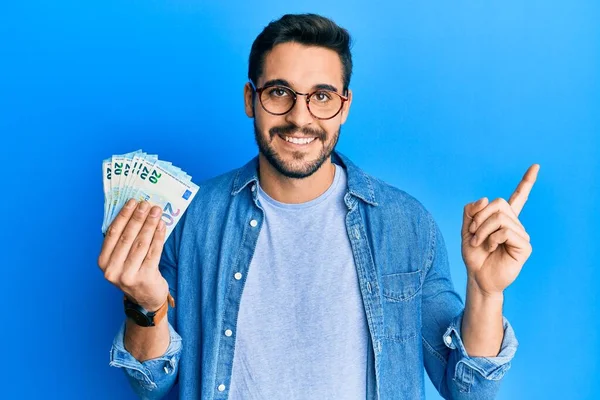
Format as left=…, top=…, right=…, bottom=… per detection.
left=123, top=293, right=176, bottom=327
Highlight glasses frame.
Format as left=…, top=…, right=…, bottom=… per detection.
left=250, top=82, right=349, bottom=120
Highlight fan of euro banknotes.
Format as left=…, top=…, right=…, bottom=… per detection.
left=102, top=149, right=199, bottom=241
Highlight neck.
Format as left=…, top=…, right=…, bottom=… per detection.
left=257, top=154, right=336, bottom=204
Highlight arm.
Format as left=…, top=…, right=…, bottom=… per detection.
left=421, top=214, right=518, bottom=399
left=124, top=316, right=171, bottom=363
left=459, top=166, right=538, bottom=358
left=110, top=301, right=182, bottom=399
left=109, top=249, right=183, bottom=398
left=102, top=200, right=185, bottom=399
left=461, top=279, right=504, bottom=357
left=424, top=166, right=538, bottom=398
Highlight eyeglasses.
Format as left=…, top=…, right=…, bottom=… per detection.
left=250, top=82, right=348, bottom=120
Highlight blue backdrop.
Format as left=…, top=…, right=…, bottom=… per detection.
left=1, top=1, right=598, bottom=399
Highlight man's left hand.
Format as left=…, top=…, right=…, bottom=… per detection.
left=461, top=164, right=540, bottom=297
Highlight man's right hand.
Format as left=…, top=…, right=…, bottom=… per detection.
left=98, top=198, right=169, bottom=312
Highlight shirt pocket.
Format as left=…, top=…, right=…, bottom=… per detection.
left=380, top=270, right=423, bottom=342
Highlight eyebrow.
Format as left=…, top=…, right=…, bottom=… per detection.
left=262, top=78, right=339, bottom=93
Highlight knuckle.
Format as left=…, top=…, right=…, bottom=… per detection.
left=499, top=212, right=512, bottom=225
left=115, top=210, right=128, bottom=221
left=134, top=238, right=148, bottom=250
left=130, top=212, right=146, bottom=223
left=145, top=246, right=158, bottom=261
left=106, top=225, right=119, bottom=238
left=119, top=204, right=133, bottom=216
left=119, top=232, right=133, bottom=245
left=492, top=197, right=507, bottom=209
left=104, top=268, right=120, bottom=283
left=120, top=273, right=138, bottom=288
left=97, top=254, right=106, bottom=269
left=145, top=244, right=164, bottom=264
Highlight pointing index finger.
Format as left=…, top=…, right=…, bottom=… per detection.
left=508, top=164, right=540, bottom=216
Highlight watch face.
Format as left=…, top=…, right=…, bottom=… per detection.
left=125, top=308, right=153, bottom=327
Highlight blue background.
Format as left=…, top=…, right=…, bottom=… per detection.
left=1, top=1, right=598, bottom=399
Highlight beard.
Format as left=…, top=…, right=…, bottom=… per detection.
left=253, top=120, right=340, bottom=179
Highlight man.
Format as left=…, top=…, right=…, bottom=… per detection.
left=100, top=13, right=539, bottom=399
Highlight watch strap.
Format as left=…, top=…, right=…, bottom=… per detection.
left=153, top=292, right=176, bottom=325
left=123, top=292, right=176, bottom=326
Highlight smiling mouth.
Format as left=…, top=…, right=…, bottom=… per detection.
left=279, top=134, right=317, bottom=145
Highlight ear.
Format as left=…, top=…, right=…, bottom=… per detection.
left=244, top=82, right=254, bottom=118
left=340, top=88, right=353, bottom=125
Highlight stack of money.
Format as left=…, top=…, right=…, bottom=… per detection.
left=102, top=150, right=199, bottom=240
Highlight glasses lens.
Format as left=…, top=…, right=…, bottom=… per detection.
left=308, top=91, right=343, bottom=119
left=260, top=86, right=295, bottom=115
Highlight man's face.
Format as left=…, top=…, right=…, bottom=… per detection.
left=245, top=42, right=352, bottom=179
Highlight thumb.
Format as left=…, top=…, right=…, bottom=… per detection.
left=462, top=197, right=488, bottom=239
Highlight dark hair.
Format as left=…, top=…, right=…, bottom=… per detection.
left=248, top=13, right=353, bottom=93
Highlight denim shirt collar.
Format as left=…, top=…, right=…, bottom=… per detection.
left=231, top=150, right=378, bottom=206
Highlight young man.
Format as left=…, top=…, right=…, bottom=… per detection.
left=101, top=13, right=538, bottom=400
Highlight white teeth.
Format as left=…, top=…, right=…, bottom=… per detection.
left=284, top=136, right=316, bottom=145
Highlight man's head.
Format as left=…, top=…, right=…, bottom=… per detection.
left=244, top=14, right=353, bottom=179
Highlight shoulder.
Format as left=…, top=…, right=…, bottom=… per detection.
left=336, top=151, right=432, bottom=222
left=183, top=161, right=252, bottom=220
left=344, top=160, right=438, bottom=260
left=198, top=168, right=241, bottom=197
left=169, top=163, right=248, bottom=247
left=359, top=168, right=433, bottom=227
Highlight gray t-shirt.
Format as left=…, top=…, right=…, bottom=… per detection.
left=228, top=163, right=369, bottom=399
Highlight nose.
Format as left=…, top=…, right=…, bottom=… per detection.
left=284, top=94, right=313, bottom=128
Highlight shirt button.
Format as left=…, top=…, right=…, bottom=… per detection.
left=251, top=184, right=256, bottom=192
left=445, top=335, right=452, bottom=345
left=250, top=219, right=258, bottom=227
left=225, top=329, right=233, bottom=337
left=234, top=272, right=242, bottom=280
left=218, top=384, right=226, bottom=392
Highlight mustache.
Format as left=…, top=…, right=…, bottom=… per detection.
left=269, top=124, right=326, bottom=140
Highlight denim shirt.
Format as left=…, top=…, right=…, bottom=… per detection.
left=109, top=150, right=518, bottom=400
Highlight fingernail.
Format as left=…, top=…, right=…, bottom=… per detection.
left=125, top=199, right=135, bottom=209
left=150, top=206, right=161, bottom=217
left=139, top=201, right=149, bottom=212
left=471, top=235, right=478, bottom=246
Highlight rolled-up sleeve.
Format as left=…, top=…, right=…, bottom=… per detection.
left=442, top=309, right=518, bottom=394
left=109, top=318, right=182, bottom=399
left=421, top=212, right=519, bottom=399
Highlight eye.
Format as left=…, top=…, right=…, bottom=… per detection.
left=313, top=91, right=333, bottom=102
left=267, top=87, right=290, bottom=97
